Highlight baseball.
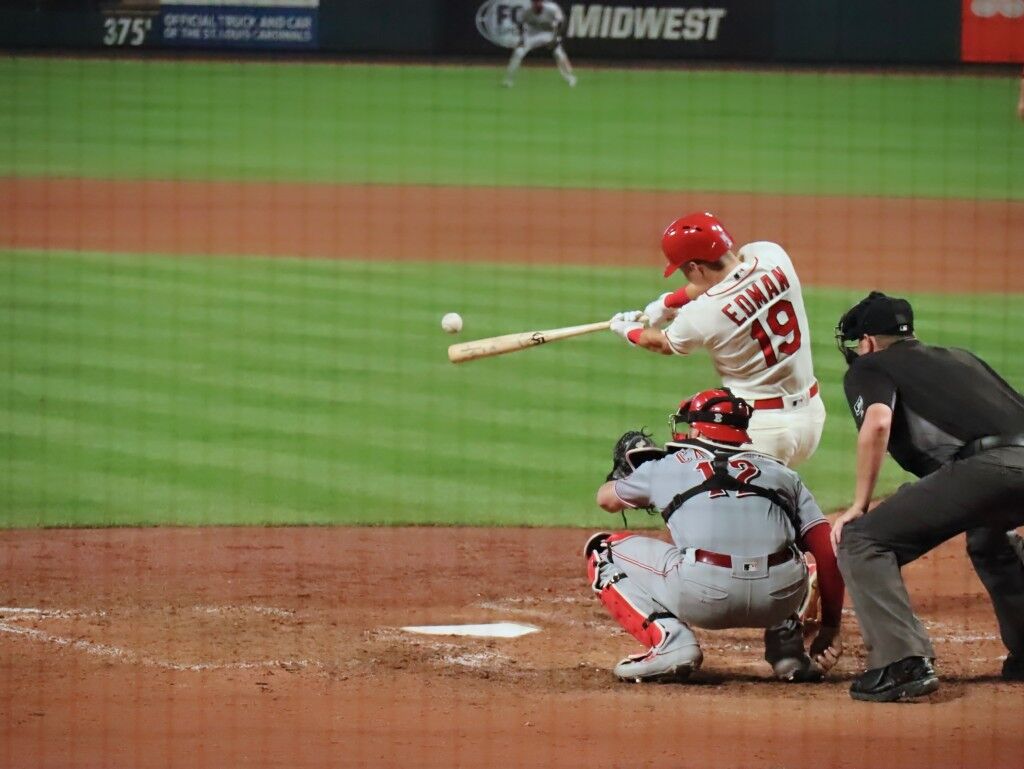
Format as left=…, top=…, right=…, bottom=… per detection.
left=441, top=312, right=463, bottom=334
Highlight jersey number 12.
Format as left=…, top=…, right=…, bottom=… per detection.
left=749, top=299, right=802, bottom=368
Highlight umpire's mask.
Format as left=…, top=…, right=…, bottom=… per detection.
left=835, top=291, right=914, bottom=365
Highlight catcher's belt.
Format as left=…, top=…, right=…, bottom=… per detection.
left=691, top=546, right=797, bottom=570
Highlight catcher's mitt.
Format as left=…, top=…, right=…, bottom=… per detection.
left=606, top=429, right=666, bottom=481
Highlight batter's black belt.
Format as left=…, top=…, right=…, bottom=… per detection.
left=956, top=433, right=1024, bottom=460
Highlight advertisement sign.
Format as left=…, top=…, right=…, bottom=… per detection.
left=99, top=1, right=161, bottom=48
left=961, top=0, right=1024, bottom=62
left=453, top=0, right=772, bottom=58
left=161, top=0, right=319, bottom=49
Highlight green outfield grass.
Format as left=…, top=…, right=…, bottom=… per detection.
left=3, top=249, right=1022, bottom=528
left=1, top=58, right=1022, bottom=198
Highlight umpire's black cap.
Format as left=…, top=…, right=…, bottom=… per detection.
left=837, top=291, right=914, bottom=341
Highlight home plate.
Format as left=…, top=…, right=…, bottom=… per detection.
left=401, top=622, right=540, bottom=638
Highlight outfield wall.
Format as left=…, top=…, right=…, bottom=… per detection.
left=2, top=0, right=1022, bottom=64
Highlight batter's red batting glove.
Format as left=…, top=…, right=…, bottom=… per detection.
left=610, top=311, right=645, bottom=345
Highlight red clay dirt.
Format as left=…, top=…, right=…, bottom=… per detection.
left=3, top=177, right=1024, bottom=767
left=3, top=177, right=1024, bottom=293
left=1, top=527, right=1022, bottom=769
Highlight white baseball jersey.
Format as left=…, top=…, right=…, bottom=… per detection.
left=664, top=242, right=815, bottom=401
left=520, top=1, right=564, bottom=34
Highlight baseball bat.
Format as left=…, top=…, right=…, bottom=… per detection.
left=447, top=317, right=644, bottom=364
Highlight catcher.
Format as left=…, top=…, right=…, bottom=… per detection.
left=586, top=388, right=844, bottom=683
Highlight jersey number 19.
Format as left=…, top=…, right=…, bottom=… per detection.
left=749, top=299, right=802, bottom=368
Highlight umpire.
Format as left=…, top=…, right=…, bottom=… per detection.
left=831, top=291, right=1024, bottom=702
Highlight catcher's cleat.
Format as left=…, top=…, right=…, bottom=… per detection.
left=772, top=654, right=823, bottom=683
left=849, top=656, right=939, bottom=702
left=613, top=631, right=703, bottom=684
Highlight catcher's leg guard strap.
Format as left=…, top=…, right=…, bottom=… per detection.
left=588, top=547, right=675, bottom=649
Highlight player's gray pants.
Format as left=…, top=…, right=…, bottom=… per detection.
left=607, top=534, right=808, bottom=663
left=838, top=447, right=1024, bottom=670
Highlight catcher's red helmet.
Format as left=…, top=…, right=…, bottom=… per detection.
left=661, top=212, right=734, bottom=277
left=671, top=387, right=752, bottom=445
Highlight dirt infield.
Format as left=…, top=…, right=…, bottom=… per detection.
left=3, top=176, right=1024, bottom=766
left=3, top=177, right=1024, bottom=292
left=0, top=527, right=1022, bottom=769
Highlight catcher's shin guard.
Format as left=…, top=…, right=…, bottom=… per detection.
left=586, top=535, right=702, bottom=681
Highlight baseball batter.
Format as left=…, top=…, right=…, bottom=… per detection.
left=502, top=0, right=577, bottom=88
left=610, top=212, right=825, bottom=467
left=587, top=389, right=844, bottom=683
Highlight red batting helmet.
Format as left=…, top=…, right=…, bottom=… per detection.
left=670, top=387, right=752, bottom=445
left=661, top=212, right=734, bottom=277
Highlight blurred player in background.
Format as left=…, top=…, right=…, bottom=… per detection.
left=503, top=0, right=577, bottom=88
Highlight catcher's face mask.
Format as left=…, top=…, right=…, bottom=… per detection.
left=671, top=388, right=752, bottom=445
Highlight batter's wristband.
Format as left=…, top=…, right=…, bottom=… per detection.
left=664, top=288, right=692, bottom=309
left=626, top=327, right=644, bottom=345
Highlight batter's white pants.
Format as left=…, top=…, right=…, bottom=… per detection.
left=745, top=392, right=826, bottom=468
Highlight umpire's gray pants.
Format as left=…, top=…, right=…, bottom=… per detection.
left=838, top=446, right=1024, bottom=670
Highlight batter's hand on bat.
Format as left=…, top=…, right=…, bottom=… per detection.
left=610, top=311, right=645, bottom=345
left=809, top=624, right=843, bottom=674
left=644, top=293, right=678, bottom=328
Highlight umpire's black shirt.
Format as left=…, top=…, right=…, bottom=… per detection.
left=843, top=339, right=1024, bottom=478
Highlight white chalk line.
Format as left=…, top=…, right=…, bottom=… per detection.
left=0, top=606, right=106, bottom=620
left=0, top=604, right=294, bottom=620
left=0, top=605, right=320, bottom=672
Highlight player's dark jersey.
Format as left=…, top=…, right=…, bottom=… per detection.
left=843, top=339, right=1024, bottom=477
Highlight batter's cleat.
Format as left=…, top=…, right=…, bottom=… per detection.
left=567, top=75, right=578, bottom=87
left=772, top=654, right=824, bottom=683
left=501, top=78, right=514, bottom=88
left=1002, top=654, right=1024, bottom=682
left=613, top=634, right=703, bottom=684
left=849, top=656, right=939, bottom=702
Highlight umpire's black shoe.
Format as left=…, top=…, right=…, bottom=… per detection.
left=1003, top=654, right=1024, bottom=682
left=849, top=656, right=939, bottom=702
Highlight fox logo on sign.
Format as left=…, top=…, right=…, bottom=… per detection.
left=476, top=0, right=531, bottom=48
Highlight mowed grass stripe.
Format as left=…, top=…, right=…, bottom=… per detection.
left=1, top=59, right=1022, bottom=199
left=3, top=249, right=1023, bottom=527
left=4, top=419, right=578, bottom=527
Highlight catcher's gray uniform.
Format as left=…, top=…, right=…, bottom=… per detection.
left=590, top=440, right=824, bottom=681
